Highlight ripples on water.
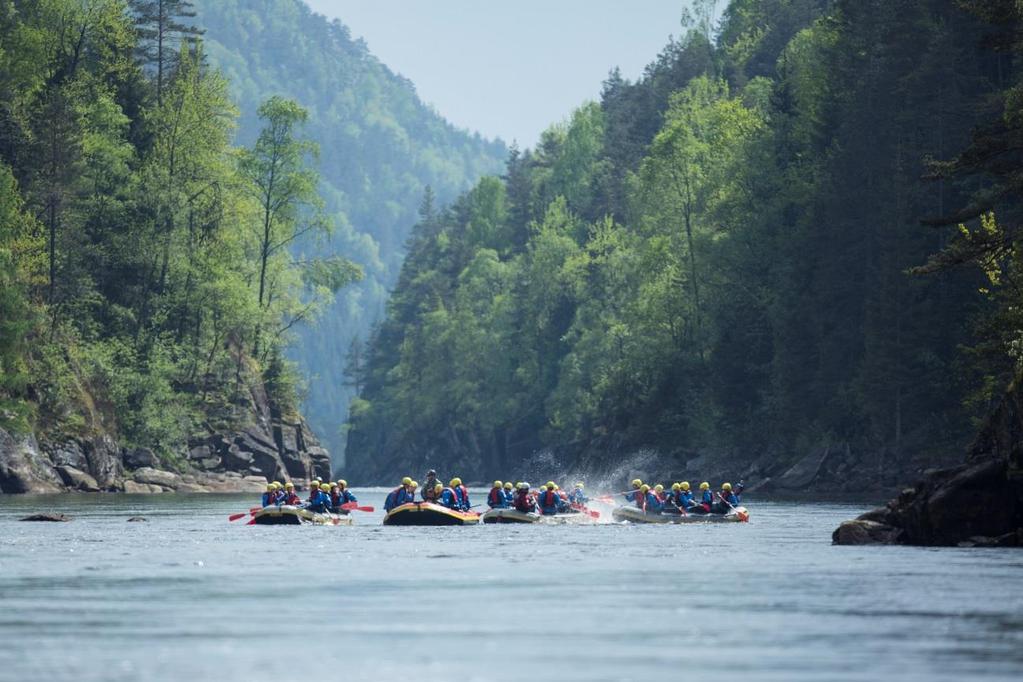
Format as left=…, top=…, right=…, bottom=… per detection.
left=0, top=491, right=1021, bottom=682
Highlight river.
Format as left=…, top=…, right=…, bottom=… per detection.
left=0, top=491, right=1021, bottom=681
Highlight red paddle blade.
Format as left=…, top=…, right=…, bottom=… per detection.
left=228, top=512, right=249, bottom=522
left=354, top=505, right=374, bottom=512
left=245, top=518, right=256, bottom=525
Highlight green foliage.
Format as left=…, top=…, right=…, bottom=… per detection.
left=0, top=0, right=359, bottom=456
left=346, top=0, right=1006, bottom=480
left=193, top=0, right=507, bottom=459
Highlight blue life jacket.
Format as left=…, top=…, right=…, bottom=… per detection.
left=504, top=490, right=515, bottom=505
left=306, top=490, right=330, bottom=513
left=487, top=488, right=507, bottom=508
left=538, top=489, right=560, bottom=515
left=261, top=492, right=275, bottom=507
left=340, top=489, right=357, bottom=504
left=701, top=490, right=713, bottom=507
left=384, top=486, right=409, bottom=512
left=439, top=488, right=460, bottom=509
left=568, top=490, right=587, bottom=505
left=720, top=491, right=739, bottom=506
left=454, top=485, right=470, bottom=510
left=679, top=491, right=694, bottom=507
left=645, top=491, right=664, bottom=513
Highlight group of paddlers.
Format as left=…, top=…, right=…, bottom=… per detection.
left=264, top=472, right=743, bottom=518
left=260, top=478, right=357, bottom=514
left=622, top=479, right=743, bottom=515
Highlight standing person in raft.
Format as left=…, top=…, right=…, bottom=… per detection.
left=488, top=481, right=508, bottom=508
left=422, top=470, right=440, bottom=501
left=384, top=477, right=415, bottom=512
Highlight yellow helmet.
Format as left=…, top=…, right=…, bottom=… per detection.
left=504, top=482, right=513, bottom=490
left=631, top=478, right=642, bottom=488
left=273, top=482, right=282, bottom=489
left=553, top=484, right=560, bottom=490
left=434, top=483, right=444, bottom=492
left=681, top=481, right=690, bottom=491
left=450, top=477, right=462, bottom=487
left=314, top=477, right=322, bottom=484
left=640, top=484, right=650, bottom=493
left=319, top=483, right=331, bottom=492
left=671, top=483, right=681, bottom=492
left=699, top=482, right=709, bottom=491
left=654, top=484, right=664, bottom=493
left=722, top=482, right=732, bottom=491
left=401, top=476, right=412, bottom=486
left=546, top=482, right=555, bottom=490
left=337, top=480, right=347, bottom=488
left=266, top=484, right=274, bottom=491
left=493, top=480, right=502, bottom=488
left=575, top=482, right=584, bottom=489
left=285, top=482, right=294, bottom=489
left=515, top=482, right=523, bottom=489
left=410, top=481, right=418, bottom=488
left=308, top=481, right=318, bottom=488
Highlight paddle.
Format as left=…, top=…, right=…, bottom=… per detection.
left=340, top=502, right=374, bottom=512
left=228, top=506, right=269, bottom=522
left=570, top=503, right=600, bottom=518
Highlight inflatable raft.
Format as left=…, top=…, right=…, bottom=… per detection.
left=481, top=508, right=541, bottom=524
left=251, top=505, right=352, bottom=526
left=612, top=505, right=749, bottom=524
left=481, top=507, right=601, bottom=524
left=382, top=502, right=480, bottom=526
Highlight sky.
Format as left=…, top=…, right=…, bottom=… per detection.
left=303, top=0, right=699, bottom=148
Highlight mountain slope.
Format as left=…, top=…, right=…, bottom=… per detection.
left=195, top=0, right=507, bottom=463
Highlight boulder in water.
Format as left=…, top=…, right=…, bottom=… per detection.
left=20, top=513, right=72, bottom=522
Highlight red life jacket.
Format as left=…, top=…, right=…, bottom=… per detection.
left=283, top=492, right=300, bottom=505
left=331, top=490, right=341, bottom=506
left=514, top=492, right=534, bottom=512
left=540, top=490, right=558, bottom=509
left=457, top=485, right=469, bottom=506
left=488, top=488, right=502, bottom=505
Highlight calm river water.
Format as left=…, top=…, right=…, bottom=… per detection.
left=0, top=491, right=1021, bottom=681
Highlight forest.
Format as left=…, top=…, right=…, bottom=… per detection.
left=193, top=0, right=507, bottom=462
left=345, top=0, right=1023, bottom=488
left=0, top=0, right=370, bottom=457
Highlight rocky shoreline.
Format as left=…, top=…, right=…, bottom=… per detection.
left=0, top=417, right=331, bottom=495
left=833, top=379, right=1023, bottom=547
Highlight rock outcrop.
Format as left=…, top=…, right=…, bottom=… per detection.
left=834, top=380, right=1023, bottom=546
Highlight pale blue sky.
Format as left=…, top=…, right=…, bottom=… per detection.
left=304, top=0, right=700, bottom=147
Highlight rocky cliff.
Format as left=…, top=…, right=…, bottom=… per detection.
left=0, top=362, right=331, bottom=495
left=833, top=379, right=1023, bottom=547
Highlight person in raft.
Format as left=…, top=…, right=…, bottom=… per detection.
left=384, top=477, right=415, bottom=512
left=280, top=482, right=301, bottom=506
left=422, top=470, right=440, bottom=501
left=677, top=481, right=695, bottom=509
left=537, top=481, right=568, bottom=515
left=305, top=483, right=333, bottom=513
left=450, top=477, right=470, bottom=510
left=307, top=479, right=322, bottom=505
left=487, top=481, right=509, bottom=509
left=503, top=481, right=515, bottom=505
left=335, top=480, right=357, bottom=508
left=261, top=483, right=278, bottom=507
left=623, top=479, right=643, bottom=503
left=568, top=482, right=588, bottom=505
left=645, top=484, right=666, bottom=513
left=513, top=482, right=537, bottom=513
left=436, top=483, right=461, bottom=510
left=712, top=482, right=740, bottom=514
left=688, top=482, right=713, bottom=514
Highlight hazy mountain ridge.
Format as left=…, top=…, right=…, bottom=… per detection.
left=195, top=0, right=508, bottom=463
